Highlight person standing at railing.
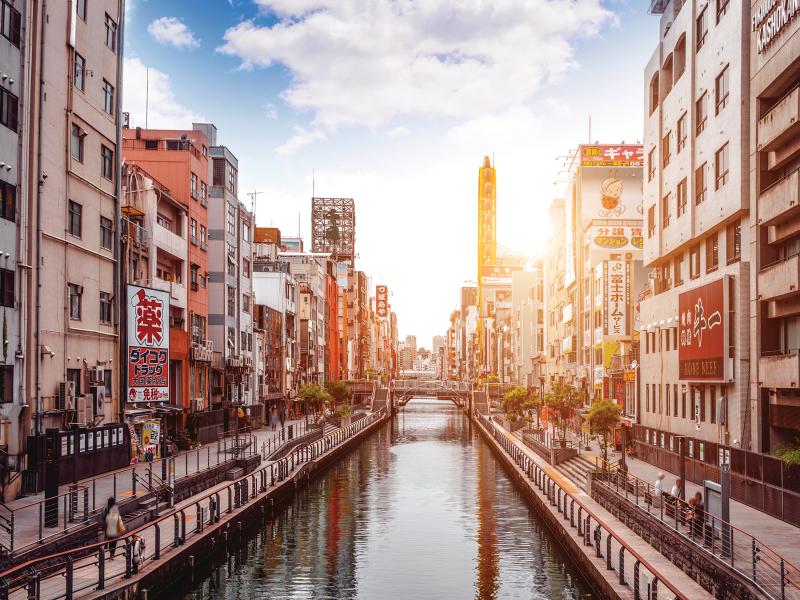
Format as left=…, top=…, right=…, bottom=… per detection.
left=689, top=491, right=705, bottom=538
left=654, top=472, right=665, bottom=507
left=102, top=497, right=125, bottom=559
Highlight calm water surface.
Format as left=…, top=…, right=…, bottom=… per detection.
left=173, top=399, right=594, bottom=599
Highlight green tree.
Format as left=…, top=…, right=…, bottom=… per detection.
left=299, top=384, right=332, bottom=413
left=776, top=435, right=800, bottom=466
left=587, top=399, right=621, bottom=464
left=544, top=382, right=583, bottom=443
left=522, top=388, right=542, bottom=428
left=501, top=386, right=528, bottom=422
left=324, top=380, right=352, bottom=407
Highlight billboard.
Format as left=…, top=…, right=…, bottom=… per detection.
left=376, top=285, right=389, bottom=318
left=679, top=278, right=728, bottom=382
left=604, top=260, right=630, bottom=337
left=127, top=285, right=170, bottom=403
left=585, top=225, right=644, bottom=261
left=579, top=148, right=644, bottom=227
left=479, top=263, right=523, bottom=286
left=580, top=145, right=644, bottom=168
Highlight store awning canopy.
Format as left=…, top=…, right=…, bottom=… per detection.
left=154, top=405, right=184, bottom=414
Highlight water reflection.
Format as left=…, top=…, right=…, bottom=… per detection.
left=172, top=398, right=593, bottom=599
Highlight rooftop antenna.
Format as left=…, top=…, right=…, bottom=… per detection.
left=248, top=190, right=262, bottom=223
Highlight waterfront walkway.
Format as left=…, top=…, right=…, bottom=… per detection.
left=487, top=418, right=712, bottom=599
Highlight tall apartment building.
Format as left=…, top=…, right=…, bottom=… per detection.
left=0, top=0, right=24, bottom=484
left=640, top=0, right=750, bottom=448
left=121, top=126, right=212, bottom=434
left=544, top=199, right=569, bottom=390
left=12, top=1, right=126, bottom=498
left=192, top=124, right=255, bottom=412
left=749, top=0, right=800, bottom=452
left=511, top=265, right=545, bottom=387
left=346, top=269, right=368, bottom=378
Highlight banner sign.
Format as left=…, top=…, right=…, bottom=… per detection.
left=127, top=285, right=170, bottom=403
left=580, top=144, right=644, bottom=168
left=586, top=225, right=644, bottom=260
left=479, top=264, right=522, bottom=286
left=376, top=285, right=389, bottom=318
left=679, top=278, right=728, bottom=381
left=604, top=260, right=630, bottom=337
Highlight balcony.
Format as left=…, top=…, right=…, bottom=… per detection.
left=758, top=254, right=800, bottom=301
left=122, top=137, right=202, bottom=160
left=758, top=86, right=800, bottom=170
left=150, top=278, right=187, bottom=308
left=191, top=340, right=213, bottom=362
left=759, top=170, right=800, bottom=226
left=759, top=352, right=800, bottom=389
left=153, top=223, right=187, bottom=259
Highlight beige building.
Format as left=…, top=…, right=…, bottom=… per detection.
left=16, top=0, right=124, bottom=497
left=749, top=0, right=800, bottom=453
left=640, top=0, right=751, bottom=448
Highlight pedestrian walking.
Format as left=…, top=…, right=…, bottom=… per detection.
left=670, top=478, right=682, bottom=498
left=103, top=497, right=125, bottom=559
left=654, top=472, right=665, bottom=497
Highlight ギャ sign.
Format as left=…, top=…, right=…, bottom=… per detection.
left=678, top=278, right=728, bottom=382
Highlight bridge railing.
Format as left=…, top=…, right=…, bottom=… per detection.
left=475, top=411, right=687, bottom=600
left=391, top=380, right=471, bottom=393
left=0, top=409, right=387, bottom=600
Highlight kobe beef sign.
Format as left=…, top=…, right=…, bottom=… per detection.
left=678, top=278, right=729, bottom=382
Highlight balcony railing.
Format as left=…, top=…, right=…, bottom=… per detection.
left=123, top=137, right=202, bottom=160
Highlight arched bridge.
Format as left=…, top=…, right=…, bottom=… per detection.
left=390, top=380, right=472, bottom=408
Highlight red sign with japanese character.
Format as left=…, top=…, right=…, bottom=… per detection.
left=376, top=285, right=389, bottom=319
left=678, top=278, right=727, bottom=381
left=127, top=285, right=170, bottom=403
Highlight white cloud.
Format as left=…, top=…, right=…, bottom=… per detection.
left=122, top=57, right=205, bottom=129
left=264, top=103, right=278, bottom=120
left=275, top=126, right=326, bottom=157
left=387, top=126, right=410, bottom=138
left=147, top=16, right=200, bottom=49
left=219, top=0, right=612, bottom=140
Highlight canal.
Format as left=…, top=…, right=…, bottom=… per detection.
left=171, top=399, right=594, bottom=599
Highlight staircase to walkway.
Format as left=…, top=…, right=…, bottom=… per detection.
left=473, top=391, right=489, bottom=415
left=556, top=456, right=595, bottom=488
left=323, top=423, right=339, bottom=436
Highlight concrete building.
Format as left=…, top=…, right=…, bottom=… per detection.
left=511, top=265, right=545, bottom=387
left=121, top=126, right=213, bottom=437
left=749, top=0, right=800, bottom=452
left=640, top=0, right=751, bottom=448
left=544, top=199, right=569, bottom=389
left=191, top=123, right=255, bottom=415
left=0, top=0, right=24, bottom=486
left=346, top=269, right=369, bottom=378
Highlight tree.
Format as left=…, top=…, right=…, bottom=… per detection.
left=544, top=382, right=583, bottom=443
left=324, top=380, right=352, bottom=407
left=299, top=384, right=332, bottom=413
left=587, top=399, right=621, bottom=463
left=522, top=388, right=542, bottom=429
left=501, top=386, right=528, bottom=422
left=776, top=435, right=800, bottom=466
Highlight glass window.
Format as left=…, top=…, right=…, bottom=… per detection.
left=99, top=291, right=112, bottom=324
left=242, top=222, right=250, bottom=242
left=200, top=182, right=207, bottom=201
left=647, top=205, right=655, bottom=238
left=190, top=218, right=198, bottom=243
left=68, top=200, right=82, bottom=237
left=102, top=79, right=114, bottom=115
left=104, top=14, right=117, bottom=51
left=0, top=365, right=12, bottom=403
left=695, top=93, right=707, bottom=135
left=0, top=87, right=18, bottom=132
left=227, top=286, right=236, bottom=317
left=695, top=163, right=707, bottom=204
left=100, top=216, right=112, bottom=250
left=674, top=255, right=684, bottom=286
left=676, top=178, right=687, bottom=216
left=0, top=179, right=15, bottom=222
left=191, top=172, right=198, bottom=198
left=715, top=65, right=729, bottom=115
left=68, top=283, right=82, bottom=320
left=71, top=124, right=84, bottom=162
left=717, top=0, right=729, bottom=23
left=74, top=53, right=85, bottom=91
left=0, top=2, right=21, bottom=47
left=696, top=7, right=707, bottom=50
left=706, top=233, right=719, bottom=272
left=661, top=192, right=671, bottom=228
left=227, top=204, right=236, bottom=236
left=727, top=220, right=742, bottom=263
left=200, top=225, right=207, bottom=249
left=648, top=147, right=656, bottom=182
left=690, top=244, right=700, bottom=279
left=242, top=258, right=250, bottom=278
left=715, top=142, right=729, bottom=189
left=101, top=145, right=114, bottom=180
left=0, top=268, right=13, bottom=307
left=76, top=0, right=86, bottom=20
left=677, top=112, right=687, bottom=152
left=661, top=131, right=671, bottom=168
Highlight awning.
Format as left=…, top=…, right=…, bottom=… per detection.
left=154, top=405, right=184, bottom=414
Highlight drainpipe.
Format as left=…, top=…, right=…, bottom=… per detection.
left=115, top=0, right=126, bottom=424
left=33, top=0, right=49, bottom=437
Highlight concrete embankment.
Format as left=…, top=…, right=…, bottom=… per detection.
left=89, top=412, right=389, bottom=600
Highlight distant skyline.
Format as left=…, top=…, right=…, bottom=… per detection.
left=123, top=0, right=658, bottom=342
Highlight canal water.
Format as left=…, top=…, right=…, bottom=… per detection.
left=172, top=399, right=594, bottom=599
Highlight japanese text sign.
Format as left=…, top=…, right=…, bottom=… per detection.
left=679, top=278, right=728, bottom=381
left=580, top=145, right=644, bottom=167
left=376, top=285, right=389, bottom=319
left=126, top=285, right=170, bottom=403
left=604, top=260, right=630, bottom=337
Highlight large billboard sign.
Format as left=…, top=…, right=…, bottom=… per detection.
left=127, top=285, right=170, bottom=403
left=376, top=285, right=389, bottom=319
left=679, top=278, right=728, bottom=382
left=580, top=145, right=644, bottom=168
left=578, top=145, right=644, bottom=227
left=479, top=263, right=522, bottom=286
left=603, top=260, right=630, bottom=337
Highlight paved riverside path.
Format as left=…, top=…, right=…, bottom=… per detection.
left=2, top=419, right=306, bottom=555
left=487, top=418, right=713, bottom=599
left=563, top=433, right=800, bottom=569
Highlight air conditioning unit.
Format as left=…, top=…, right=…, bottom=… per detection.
left=89, top=366, right=104, bottom=384
left=77, top=396, right=90, bottom=425
left=91, top=386, right=106, bottom=420
left=57, top=381, right=76, bottom=411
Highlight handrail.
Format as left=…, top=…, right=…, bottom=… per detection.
left=474, top=411, right=687, bottom=600
left=0, top=408, right=387, bottom=600
left=593, top=459, right=800, bottom=600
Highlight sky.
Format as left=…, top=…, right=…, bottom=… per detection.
left=122, top=0, right=659, bottom=347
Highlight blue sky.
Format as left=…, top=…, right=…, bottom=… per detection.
left=123, top=0, right=658, bottom=345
